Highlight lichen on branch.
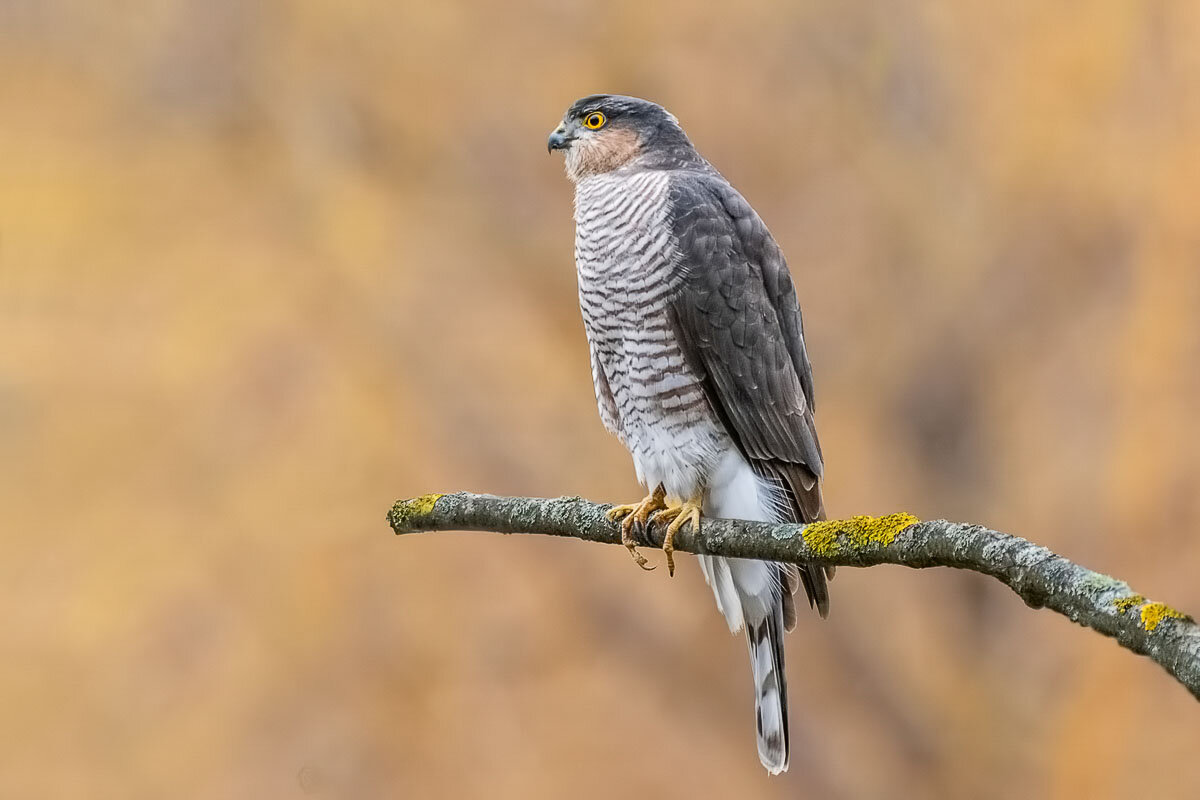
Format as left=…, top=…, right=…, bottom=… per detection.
left=387, top=491, right=1200, bottom=701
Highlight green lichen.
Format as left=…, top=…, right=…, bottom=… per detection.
left=388, top=493, right=444, bottom=528
left=1080, top=573, right=1129, bottom=594
left=801, top=512, right=920, bottom=556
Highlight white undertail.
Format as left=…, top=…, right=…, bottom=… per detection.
left=700, top=449, right=791, bottom=774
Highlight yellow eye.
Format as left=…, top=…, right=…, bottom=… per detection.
left=583, top=111, right=606, bottom=130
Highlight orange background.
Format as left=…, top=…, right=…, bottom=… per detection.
left=2, top=2, right=1198, bottom=798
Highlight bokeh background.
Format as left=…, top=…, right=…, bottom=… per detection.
left=3, top=1, right=1199, bottom=797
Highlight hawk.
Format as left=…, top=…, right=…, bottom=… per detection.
left=548, top=94, right=830, bottom=775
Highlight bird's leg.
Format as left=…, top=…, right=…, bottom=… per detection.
left=650, top=496, right=703, bottom=577
left=606, top=484, right=667, bottom=571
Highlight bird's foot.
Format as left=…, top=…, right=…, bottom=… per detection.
left=650, top=499, right=702, bottom=577
left=606, top=485, right=668, bottom=571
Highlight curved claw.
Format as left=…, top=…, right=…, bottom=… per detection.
left=624, top=516, right=656, bottom=571
left=606, top=486, right=667, bottom=572
left=650, top=501, right=702, bottom=577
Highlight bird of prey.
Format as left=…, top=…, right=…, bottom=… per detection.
left=548, top=94, right=830, bottom=775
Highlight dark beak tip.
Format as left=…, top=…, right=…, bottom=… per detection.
left=547, top=129, right=571, bottom=153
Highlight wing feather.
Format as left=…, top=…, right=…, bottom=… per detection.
left=669, top=171, right=830, bottom=617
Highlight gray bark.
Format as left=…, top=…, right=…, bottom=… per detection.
left=388, top=491, right=1200, bottom=700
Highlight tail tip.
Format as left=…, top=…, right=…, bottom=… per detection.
left=756, top=704, right=789, bottom=775
left=758, top=738, right=788, bottom=775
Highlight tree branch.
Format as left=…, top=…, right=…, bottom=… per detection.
left=388, top=491, right=1200, bottom=700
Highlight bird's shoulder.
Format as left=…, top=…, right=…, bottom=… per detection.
left=666, top=169, right=784, bottom=268
left=664, top=165, right=820, bottom=429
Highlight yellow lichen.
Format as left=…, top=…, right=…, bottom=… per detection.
left=1111, top=594, right=1191, bottom=632
left=1140, top=602, right=1188, bottom=632
left=801, top=512, right=920, bottom=556
left=389, top=493, right=444, bottom=526
left=802, top=524, right=842, bottom=557
left=1113, top=594, right=1145, bottom=616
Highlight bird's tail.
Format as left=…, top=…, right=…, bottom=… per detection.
left=745, top=599, right=789, bottom=775
left=701, top=553, right=794, bottom=774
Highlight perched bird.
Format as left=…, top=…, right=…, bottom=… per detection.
left=548, top=94, right=830, bottom=775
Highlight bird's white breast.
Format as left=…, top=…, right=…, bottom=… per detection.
left=573, top=169, right=730, bottom=500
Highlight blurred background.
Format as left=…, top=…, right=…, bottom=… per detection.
left=2, top=1, right=1199, bottom=797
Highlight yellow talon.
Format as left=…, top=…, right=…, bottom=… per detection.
left=650, top=499, right=702, bottom=577
left=606, top=485, right=667, bottom=571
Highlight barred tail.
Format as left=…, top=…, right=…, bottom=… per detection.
left=746, top=603, right=789, bottom=774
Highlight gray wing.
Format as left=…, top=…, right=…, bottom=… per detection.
left=668, top=170, right=830, bottom=619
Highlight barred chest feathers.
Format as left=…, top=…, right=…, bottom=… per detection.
left=573, top=168, right=732, bottom=500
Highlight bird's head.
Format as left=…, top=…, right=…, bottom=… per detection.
left=548, top=94, right=692, bottom=182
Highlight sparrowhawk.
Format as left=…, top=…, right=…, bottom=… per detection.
left=548, top=95, right=830, bottom=775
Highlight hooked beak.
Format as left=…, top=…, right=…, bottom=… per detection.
left=547, top=126, right=573, bottom=153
